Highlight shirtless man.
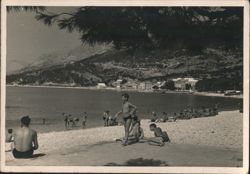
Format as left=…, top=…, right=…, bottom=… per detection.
left=12, top=116, right=38, bottom=158
left=116, top=93, right=137, bottom=146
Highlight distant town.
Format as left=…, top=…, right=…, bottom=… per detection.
left=8, top=76, right=242, bottom=97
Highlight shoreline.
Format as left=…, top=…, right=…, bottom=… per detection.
left=6, top=84, right=243, bottom=99
left=5, top=110, right=243, bottom=166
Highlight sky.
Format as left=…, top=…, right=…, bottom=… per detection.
left=6, top=7, right=84, bottom=74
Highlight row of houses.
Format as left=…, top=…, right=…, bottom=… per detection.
left=97, top=77, right=199, bottom=91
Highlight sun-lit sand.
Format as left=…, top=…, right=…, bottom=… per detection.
left=5, top=110, right=243, bottom=166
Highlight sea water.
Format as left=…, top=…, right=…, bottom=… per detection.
left=6, top=86, right=242, bottom=133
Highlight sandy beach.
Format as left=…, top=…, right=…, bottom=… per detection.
left=5, top=110, right=243, bottom=166
left=193, top=91, right=243, bottom=99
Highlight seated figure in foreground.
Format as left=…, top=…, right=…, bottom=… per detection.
left=12, top=116, right=39, bottom=158
left=148, top=123, right=170, bottom=146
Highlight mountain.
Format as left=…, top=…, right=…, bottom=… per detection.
left=6, top=47, right=243, bottom=90
left=11, top=44, right=112, bottom=74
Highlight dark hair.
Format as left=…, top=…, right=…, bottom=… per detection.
left=149, top=123, right=156, bottom=128
left=21, top=116, right=31, bottom=126
left=122, top=93, right=129, bottom=99
left=8, top=129, right=13, bottom=134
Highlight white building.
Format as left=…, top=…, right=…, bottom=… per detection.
left=138, top=82, right=153, bottom=90
left=112, top=79, right=123, bottom=88
left=172, top=77, right=199, bottom=90
left=97, top=83, right=106, bottom=88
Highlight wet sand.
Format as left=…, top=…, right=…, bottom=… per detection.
left=5, top=110, right=243, bottom=166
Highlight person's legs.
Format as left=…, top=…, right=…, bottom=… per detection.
left=148, top=137, right=165, bottom=146
left=123, top=118, right=132, bottom=145
left=127, top=136, right=139, bottom=144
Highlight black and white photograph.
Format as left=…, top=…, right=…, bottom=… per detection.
left=1, top=0, right=249, bottom=173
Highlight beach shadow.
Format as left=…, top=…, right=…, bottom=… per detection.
left=105, top=158, right=168, bottom=166
left=29, top=153, right=46, bottom=160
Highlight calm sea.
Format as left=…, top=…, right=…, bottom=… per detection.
left=6, top=86, right=242, bottom=133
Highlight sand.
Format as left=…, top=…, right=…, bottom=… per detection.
left=193, top=91, right=243, bottom=99
left=5, top=110, right=243, bottom=166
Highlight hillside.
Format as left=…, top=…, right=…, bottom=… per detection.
left=6, top=47, right=243, bottom=90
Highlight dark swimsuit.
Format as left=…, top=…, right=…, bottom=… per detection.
left=12, top=148, right=34, bottom=158
left=123, top=115, right=132, bottom=122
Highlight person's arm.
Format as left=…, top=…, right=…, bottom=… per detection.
left=116, top=111, right=122, bottom=117
left=128, top=103, right=137, bottom=115
left=139, top=128, right=144, bottom=139
left=32, top=132, right=39, bottom=150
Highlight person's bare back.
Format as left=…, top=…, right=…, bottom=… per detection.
left=13, top=127, right=38, bottom=152
left=12, top=116, right=38, bottom=158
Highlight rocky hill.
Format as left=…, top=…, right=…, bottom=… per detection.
left=6, top=47, right=243, bottom=89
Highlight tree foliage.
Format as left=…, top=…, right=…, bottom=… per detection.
left=7, top=6, right=45, bottom=13
left=33, top=7, right=243, bottom=51
left=195, top=77, right=243, bottom=91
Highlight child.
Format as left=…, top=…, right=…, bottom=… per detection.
left=116, top=117, right=144, bottom=144
left=6, top=128, right=13, bottom=142
left=82, top=112, right=87, bottom=128
left=116, top=93, right=137, bottom=146
left=129, top=117, right=144, bottom=141
left=63, top=113, right=69, bottom=129
left=102, top=111, right=108, bottom=126
left=5, top=129, right=13, bottom=152
left=148, top=123, right=170, bottom=146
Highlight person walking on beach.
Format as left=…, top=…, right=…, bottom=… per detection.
left=82, top=112, right=87, bottom=128
left=12, top=116, right=39, bottom=158
left=116, top=93, right=137, bottom=146
left=148, top=123, right=170, bottom=146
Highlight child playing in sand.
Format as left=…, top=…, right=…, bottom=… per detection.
left=148, top=123, right=170, bottom=146
left=116, top=93, right=137, bottom=146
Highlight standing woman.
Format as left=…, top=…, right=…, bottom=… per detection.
left=116, top=93, right=137, bottom=146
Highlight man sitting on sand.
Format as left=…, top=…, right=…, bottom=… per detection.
left=12, top=116, right=39, bottom=158
left=148, top=123, right=170, bottom=146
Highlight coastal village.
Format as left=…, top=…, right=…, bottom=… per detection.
left=97, top=77, right=199, bottom=91
left=10, top=76, right=242, bottom=97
